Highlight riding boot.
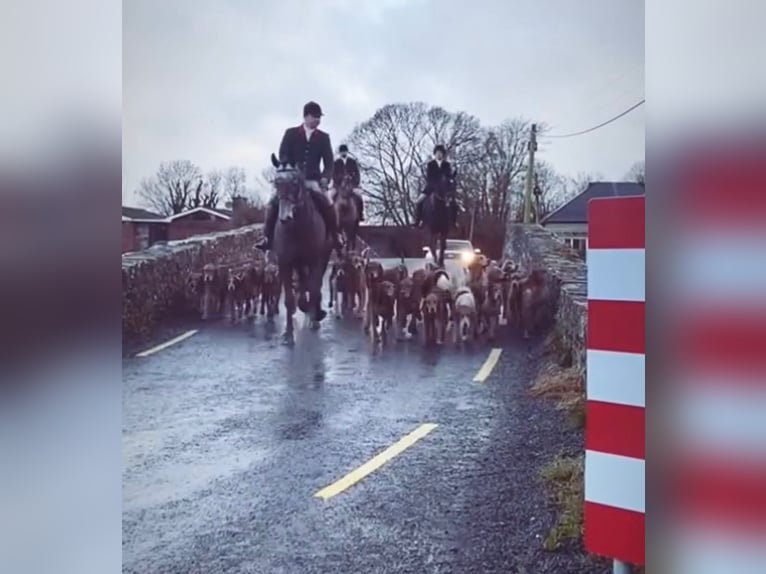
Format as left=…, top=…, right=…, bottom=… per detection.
left=414, top=199, right=424, bottom=227
left=256, top=196, right=278, bottom=250
left=310, top=189, right=344, bottom=252
left=356, top=195, right=365, bottom=221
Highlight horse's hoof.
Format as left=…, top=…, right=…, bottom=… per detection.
left=282, top=333, right=295, bottom=346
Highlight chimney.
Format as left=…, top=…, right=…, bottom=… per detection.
left=231, top=195, right=249, bottom=213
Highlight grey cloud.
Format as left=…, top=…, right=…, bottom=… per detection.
left=123, top=0, right=643, bottom=205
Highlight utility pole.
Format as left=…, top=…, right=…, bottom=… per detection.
left=523, top=123, right=537, bottom=223
left=533, top=173, right=542, bottom=224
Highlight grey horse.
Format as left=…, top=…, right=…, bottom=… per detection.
left=270, top=153, right=332, bottom=345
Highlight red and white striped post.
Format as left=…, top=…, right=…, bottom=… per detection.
left=585, top=196, right=645, bottom=570
left=666, top=150, right=766, bottom=572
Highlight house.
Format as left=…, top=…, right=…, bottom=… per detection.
left=122, top=206, right=168, bottom=253
left=166, top=206, right=233, bottom=240
left=122, top=201, right=265, bottom=253
left=541, top=181, right=645, bottom=258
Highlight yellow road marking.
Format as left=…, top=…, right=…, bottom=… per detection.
left=135, top=329, right=198, bottom=358
left=473, top=348, right=502, bottom=383
left=314, top=423, right=438, bottom=500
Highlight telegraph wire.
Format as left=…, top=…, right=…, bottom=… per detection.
left=542, top=99, right=645, bottom=139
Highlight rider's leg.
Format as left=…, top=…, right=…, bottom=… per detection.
left=450, top=199, right=458, bottom=227
left=307, top=184, right=342, bottom=250
left=414, top=193, right=427, bottom=226
left=256, top=194, right=279, bottom=250
left=353, top=188, right=364, bottom=221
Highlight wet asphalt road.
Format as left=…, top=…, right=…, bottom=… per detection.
left=123, top=259, right=607, bottom=574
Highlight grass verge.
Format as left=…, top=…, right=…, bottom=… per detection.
left=530, top=361, right=585, bottom=430
left=534, top=330, right=588, bottom=551
left=541, top=453, right=584, bottom=551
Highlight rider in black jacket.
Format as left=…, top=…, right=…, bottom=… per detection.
left=414, top=144, right=457, bottom=227
left=330, top=144, right=364, bottom=221
left=256, top=101, right=342, bottom=252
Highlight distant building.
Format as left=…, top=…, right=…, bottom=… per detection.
left=122, top=205, right=238, bottom=253
left=165, top=206, right=233, bottom=240
left=541, top=181, right=645, bottom=258
left=122, top=206, right=167, bottom=252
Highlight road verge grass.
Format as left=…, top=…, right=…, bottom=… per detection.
left=540, top=453, right=584, bottom=551
left=532, top=330, right=587, bottom=551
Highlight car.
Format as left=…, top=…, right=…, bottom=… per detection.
left=422, top=239, right=481, bottom=267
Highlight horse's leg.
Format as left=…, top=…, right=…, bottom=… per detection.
left=429, top=232, right=437, bottom=265
left=408, top=310, right=418, bottom=336
left=364, top=293, right=373, bottom=335
left=439, top=233, right=447, bottom=267
left=280, top=266, right=296, bottom=345
left=308, top=260, right=327, bottom=329
left=202, top=285, right=210, bottom=320
left=396, top=301, right=406, bottom=341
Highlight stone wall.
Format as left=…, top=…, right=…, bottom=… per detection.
left=504, top=224, right=587, bottom=368
left=122, top=224, right=377, bottom=344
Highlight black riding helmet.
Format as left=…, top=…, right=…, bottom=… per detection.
left=433, top=144, right=447, bottom=155
left=339, top=144, right=348, bottom=153
left=303, top=101, right=323, bottom=117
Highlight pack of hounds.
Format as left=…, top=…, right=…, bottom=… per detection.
left=185, top=247, right=557, bottom=347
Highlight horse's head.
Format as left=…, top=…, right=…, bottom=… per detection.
left=270, top=152, right=305, bottom=222
left=339, top=173, right=354, bottom=197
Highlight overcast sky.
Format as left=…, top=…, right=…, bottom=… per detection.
left=123, top=0, right=644, bottom=206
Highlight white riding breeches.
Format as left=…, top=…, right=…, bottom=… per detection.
left=305, top=179, right=322, bottom=192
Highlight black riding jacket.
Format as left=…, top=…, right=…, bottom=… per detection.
left=332, top=156, right=361, bottom=188
left=425, top=159, right=454, bottom=194
left=278, top=125, right=334, bottom=182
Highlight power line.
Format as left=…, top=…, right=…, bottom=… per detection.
left=543, top=99, right=645, bottom=139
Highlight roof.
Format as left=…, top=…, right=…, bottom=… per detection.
left=541, top=181, right=645, bottom=225
left=122, top=206, right=165, bottom=222
left=166, top=206, right=233, bottom=221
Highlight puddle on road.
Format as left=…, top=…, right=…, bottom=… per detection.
left=123, top=438, right=271, bottom=511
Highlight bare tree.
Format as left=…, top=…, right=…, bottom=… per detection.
left=625, top=160, right=645, bottom=185
left=511, top=162, right=602, bottom=222
left=138, top=160, right=204, bottom=215
left=345, top=102, right=483, bottom=225
left=565, top=171, right=602, bottom=196
left=529, top=161, right=567, bottom=221
left=190, top=169, right=222, bottom=209
left=251, top=168, right=274, bottom=205
left=460, top=119, right=537, bottom=225
left=224, top=167, right=247, bottom=201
